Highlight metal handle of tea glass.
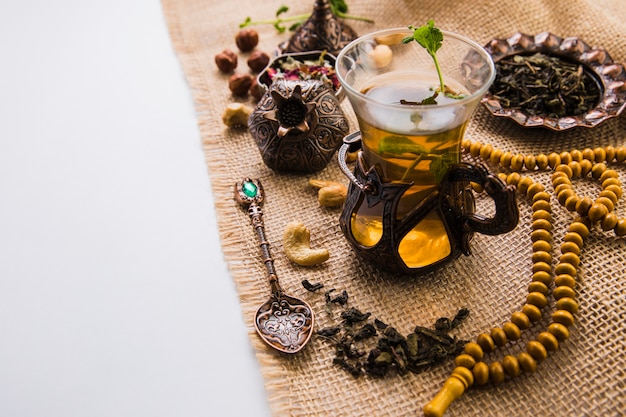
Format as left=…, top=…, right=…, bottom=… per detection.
left=443, top=163, right=519, bottom=235
left=338, top=131, right=369, bottom=191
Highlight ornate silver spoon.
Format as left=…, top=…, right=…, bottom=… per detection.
left=235, top=178, right=314, bottom=354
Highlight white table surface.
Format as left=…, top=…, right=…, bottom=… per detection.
left=0, top=1, right=271, bottom=416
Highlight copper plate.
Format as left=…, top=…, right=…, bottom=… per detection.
left=482, top=32, right=626, bottom=131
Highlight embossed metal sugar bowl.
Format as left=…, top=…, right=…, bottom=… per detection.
left=249, top=77, right=349, bottom=173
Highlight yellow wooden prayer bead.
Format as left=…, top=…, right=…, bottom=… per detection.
left=570, top=149, right=583, bottom=162
left=532, top=271, right=552, bottom=285
left=524, top=154, right=537, bottom=171
left=469, top=141, right=482, bottom=157
left=472, top=182, right=484, bottom=193
left=498, top=173, right=508, bottom=182
left=565, top=195, right=580, bottom=212
left=554, top=285, right=576, bottom=300
left=554, top=262, right=577, bottom=277
left=532, top=200, right=552, bottom=213
left=527, top=340, right=548, bottom=361
left=615, top=219, right=626, bottom=237
left=616, top=146, right=626, bottom=163
left=560, top=252, right=580, bottom=267
left=582, top=147, right=595, bottom=161
left=556, top=297, right=579, bottom=315
left=598, top=164, right=619, bottom=182
left=506, top=171, right=520, bottom=186
left=490, top=327, right=507, bottom=347
left=510, top=154, right=525, bottom=172
left=518, top=352, right=537, bottom=373
left=532, top=209, right=552, bottom=222
left=531, top=251, right=551, bottom=264
left=454, top=353, right=476, bottom=369
left=522, top=304, right=542, bottom=322
left=489, top=361, right=505, bottom=384
left=602, top=177, right=622, bottom=189
left=569, top=221, right=590, bottom=239
left=552, top=310, right=575, bottom=327
left=547, top=323, right=570, bottom=342
left=560, top=241, right=580, bottom=255
left=528, top=281, right=549, bottom=296
left=599, top=189, right=618, bottom=206
left=527, top=292, right=548, bottom=308
left=537, top=331, right=559, bottom=352
left=500, top=151, right=513, bottom=168
left=591, top=162, right=607, bottom=179
left=462, top=139, right=472, bottom=151
left=536, top=153, right=549, bottom=170
left=580, top=159, right=593, bottom=177
left=575, top=196, right=593, bottom=217
left=588, top=203, right=608, bottom=224
left=594, top=147, right=607, bottom=163
left=601, top=213, right=618, bottom=231
left=558, top=189, right=576, bottom=206
left=559, top=152, right=573, bottom=165
left=479, top=143, right=493, bottom=161
left=568, top=161, right=582, bottom=178
left=532, top=262, right=551, bottom=274
left=502, top=355, right=520, bottom=378
left=532, top=240, right=551, bottom=254
left=476, top=333, right=495, bottom=353
left=606, top=146, right=616, bottom=163
left=596, top=196, right=615, bottom=213
left=563, top=232, right=584, bottom=248
left=600, top=168, right=618, bottom=182
left=531, top=229, right=552, bottom=243
left=547, top=152, right=561, bottom=168
left=472, top=361, right=489, bottom=385
left=555, top=274, right=576, bottom=288
left=604, top=184, right=623, bottom=201
left=463, top=342, right=484, bottom=360
left=517, top=176, right=533, bottom=194
left=490, top=148, right=503, bottom=165
left=532, top=191, right=552, bottom=204
left=551, top=170, right=569, bottom=181
left=553, top=182, right=572, bottom=195
left=555, top=163, right=573, bottom=178
left=503, top=322, right=521, bottom=341
left=511, top=311, right=531, bottom=330
left=526, top=182, right=545, bottom=198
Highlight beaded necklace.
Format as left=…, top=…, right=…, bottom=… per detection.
left=424, top=140, right=625, bottom=417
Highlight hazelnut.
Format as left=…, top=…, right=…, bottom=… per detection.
left=248, top=78, right=264, bottom=101
left=235, top=28, right=259, bottom=52
left=214, top=49, right=237, bottom=73
left=228, top=73, right=253, bottom=97
left=247, top=51, right=270, bottom=72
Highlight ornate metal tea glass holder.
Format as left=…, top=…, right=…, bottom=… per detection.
left=338, top=133, right=519, bottom=274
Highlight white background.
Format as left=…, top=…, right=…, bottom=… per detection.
left=0, top=1, right=271, bottom=416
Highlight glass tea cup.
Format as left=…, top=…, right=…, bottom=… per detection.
left=336, top=27, right=516, bottom=273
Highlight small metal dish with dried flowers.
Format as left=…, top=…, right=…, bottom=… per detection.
left=257, top=50, right=344, bottom=101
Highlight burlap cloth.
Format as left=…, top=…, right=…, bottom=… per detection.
left=161, top=0, right=626, bottom=415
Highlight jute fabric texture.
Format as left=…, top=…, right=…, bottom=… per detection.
left=161, top=0, right=626, bottom=415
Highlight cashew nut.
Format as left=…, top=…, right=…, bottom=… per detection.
left=282, top=221, right=329, bottom=266
left=309, top=179, right=348, bottom=208
left=222, top=102, right=252, bottom=127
